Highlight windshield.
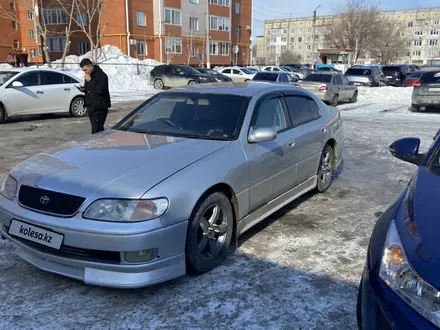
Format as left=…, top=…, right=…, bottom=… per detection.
left=240, top=68, right=254, bottom=74
left=115, top=93, right=251, bottom=140
left=303, top=74, right=332, bottom=83
left=346, top=68, right=372, bottom=75
left=382, top=66, right=401, bottom=72
left=179, top=66, right=201, bottom=75
left=253, top=72, right=278, bottom=81
left=0, top=71, right=18, bottom=86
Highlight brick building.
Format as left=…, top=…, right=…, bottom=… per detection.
left=0, top=0, right=253, bottom=67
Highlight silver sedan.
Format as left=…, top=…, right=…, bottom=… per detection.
left=0, top=82, right=344, bottom=288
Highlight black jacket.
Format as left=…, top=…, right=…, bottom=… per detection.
left=83, top=65, right=111, bottom=110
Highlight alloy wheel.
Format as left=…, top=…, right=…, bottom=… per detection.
left=73, top=99, right=86, bottom=116
left=320, top=150, right=333, bottom=185
left=196, top=205, right=228, bottom=260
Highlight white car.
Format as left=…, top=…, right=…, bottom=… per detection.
left=218, top=67, right=256, bottom=82
left=0, top=68, right=86, bottom=123
left=262, top=66, right=305, bottom=80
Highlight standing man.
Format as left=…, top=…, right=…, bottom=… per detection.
left=78, top=58, right=111, bottom=134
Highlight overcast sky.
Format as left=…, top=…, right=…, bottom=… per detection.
left=252, top=0, right=440, bottom=38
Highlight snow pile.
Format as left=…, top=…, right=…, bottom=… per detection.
left=356, top=86, right=413, bottom=105
left=0, top=63, right=13, bottom=70
left=50, top=45, right=162, bottom=93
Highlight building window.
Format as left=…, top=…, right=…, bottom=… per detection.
left=413, top=40, right=422, bottom=47
left=37, top=45, right=42, bottom=55
left=431, top=30, right=439, bottom=35
left=78, top=41, right=89, bottom=55
left=27, top=10, right=34, bottom=20
left=408, top=21, right=413, bottom=27
left=413, top=50, right=421, bottom=56
left=429, top=39, right=438, bottom=46
left=235, top=3, right=240, bottom=14
left=415, top=19, right=424, bottom=27
left=190, top=0, right=198, bottom=3
left=209, top=0, right=230, bottom=7
left=270, top=37, right=276, bottom=43
left=28, top=30, right=35, bottom=39
left=77, top=13, right=88, bottom=26
left=164, top=8, right=181, bottom=25
left=281, top=37, right=287, bottom=42
left=48, top=37, right=66, bottom=52
left=270, top=29, right=277, bottom=34
left=190, top=17, right=199, bottom=31
left=9, top=1, right=14, bottom=10
left=291, top=28, right=295, bottom=33
left=12, top=21, right=17, bottom=29
left=13, top=40, right=19, bottom=49
left=209, top=15, right=230, bottom=31
left=30, top=49, right=36, bottom=58
left=414, top=30, right=423, bottom=36
left=137, top=41, right=147, bottom=55
left=210, top=42, right=218, bottom=55
left=219, top=42, right=229, bottom=55
left=190, top=45, right=198, bottom=56
left=298, top=37, right=302, bottom=42
left=434, top=19, right=439, bottom=26
left=281, top=45, right=287, bottom=51
left=43, top=9, right=67, bottom=25
left=165, top=38, right=182, bottom=53
left=136, top=12, right=146, bottom=26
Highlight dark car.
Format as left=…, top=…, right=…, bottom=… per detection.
left=313, top=66, right=342, bottom=73
left=382, top=65, right=411, bottom=87
left=194, top=68, right=232, bottom=82
left=403, top=71, right=424, bottom=87
left=411, top=70, right=440, bottom=112
left=409, top=64, right=421, bottom=72
left=357, top=130, right=440, bottom=329
left=345, top=66, right=389, bottom=87
left=252, top=71, right=298, bottom=84
left=150, top=64, right=216, bottom=89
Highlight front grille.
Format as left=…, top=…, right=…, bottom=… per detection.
left=18, top=185, right=86, bottom=216
left=6, top=226, right=120, bottom=264
left=376, top=306, right=392, bottom=330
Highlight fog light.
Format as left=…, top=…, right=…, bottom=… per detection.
left=124, top=249, right=156, bottom=263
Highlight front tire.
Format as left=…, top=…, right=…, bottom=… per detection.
left=349, top=91, right=358, bottom=103
left=186, top=192, right=234, bottom=274
left=154, top=78, right=164, bottom=90
left=315, top=144, right=334, bottom=193
left=70, top=97, right=86, bottom=117
left=0, top=104, right=6, bottom=123
left=188, top=80, right=197, bottom=85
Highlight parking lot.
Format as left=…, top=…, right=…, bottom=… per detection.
left=1, top=97, right=440, bottom=329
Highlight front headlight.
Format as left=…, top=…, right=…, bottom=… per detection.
left=83, top=198, right=169, bottom=222
left=380, top=220, right=440, bottom=326
left=0, top=174, right=18, bottom=200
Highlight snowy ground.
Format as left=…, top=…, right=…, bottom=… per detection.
left=1, top=86, right=440, bottom=329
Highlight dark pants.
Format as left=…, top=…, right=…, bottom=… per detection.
left=88, top=108, right=108, bottom=134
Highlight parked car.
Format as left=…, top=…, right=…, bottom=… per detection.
left=313, top=66, right=342, bottom=74
left=297, top=73, right=358, bottom=105
left=345, top=66, right=389, bottom=87
left=403, top=71, right=424, bottom=87
left=261, top=66, right=302, bottom=80
left=252, top=71, right=298, bottom=84
left=381, top=65, right=411, bottom=87
left=357, top=130, right=440, bottom=329
left=280, top=66, right=307, bottom=80
left=0, top=68, right=85, bottom=123
left=411, top=70, right=440, bottom=112
left=217, top=67, right=256, bottom=82
left=194, top=68, right=232, bottom=82
left=0, top=82, right=344, bottom=288
left=283, top=63, right=309, bottom=73
left=421, top=64, right=440, bottom=72
left=245, top=67, right=260, bottom=73
left=150, top=64, right=216, bottom=90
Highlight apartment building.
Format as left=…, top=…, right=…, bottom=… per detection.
left=0, top=0, right=252, bottom=66
left=0, top=0, right=22, bottom=61
left=260, top=6, right=440, bottom=65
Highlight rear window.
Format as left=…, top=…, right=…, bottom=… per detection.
left=408, top=71, right=423, bottom=78
left=421, top=71, right=440, bottom=84
left=253, top=72, right=278, bottom=81
left=382, top=66, right=401, bottom=72
left=345, top=68, right=372, bottom=75
left=303, top=74, right=332, bottom=83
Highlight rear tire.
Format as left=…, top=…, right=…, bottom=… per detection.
left=244, top=79, right=250, bottom=82
left=315, top=144, right=334, bottom=193
left=349, top=91, right=358, bottom=103
left=188, top=80, right=197, bottom=85
left=330, top=94, right=339, bottom=106
left=0, top=104, right=6, bottom=123
left=70, top=97, right=86, bottom=117
left=154, top=78, right=164, bottom=90
left=410, top=104, right=420, bottom=112
left=186, top=192, right=234, bottom=274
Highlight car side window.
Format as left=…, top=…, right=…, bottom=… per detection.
left=341, top=75, right=350, bottom=85
left=334, top=75, right=343, bottom=85
left=279, top=74, right=287, bottom=82
left=233, top=69, right=241, bottom=75
left=284, top=95, right=319, bottom=127
left=163, top=66, right=173, bottom=74
left=12, top=72, right=40, bottom=87
left=41, top=71, right=65, bottom=85
left=62, top=74, right=79, bottom=84
left=306, top=98, right=322, bottom=120
left=173, top=67, right=184, bottom=75
left=273, top=67, right=280, bottom=71
left=264, top=67, right=271, bottom=71
left=222, top=69, right=231, bottom=74
left=251, top=97, right=288, bottom=133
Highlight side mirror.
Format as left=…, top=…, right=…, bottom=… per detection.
left=248, top=127, right=277, bottom=143
left=389, top=137, right=423, bottom=165
left=12, top=81, right=23, bottom=88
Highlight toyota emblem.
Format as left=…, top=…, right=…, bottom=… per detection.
left=40, top=195, right=50, bottom=204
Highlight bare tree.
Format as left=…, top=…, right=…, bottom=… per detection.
left=60, top=0, right=107, bottom=62
left=279, top=50, right=301, bottom=65
left=326, top=0, right=381, bottom=61
left=184, top=31, right=195, bottom=65
left=0, top=0, right=55, bottom=65
left=368, top=18, right=408, bottom=64
left=164, top=31, right=180, bottom=64
left=56, top=0, right=79, bottom=66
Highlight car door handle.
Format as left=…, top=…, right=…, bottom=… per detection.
left=288, top=141, right=295, bottom=147
left=322, top=127, right=327, bottom=132
left=64, top=88, right=70, bottom=91
left=36, top=91, right=44, bottom=94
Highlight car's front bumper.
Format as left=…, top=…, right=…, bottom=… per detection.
left=359, top=267, right=437, bottom=329
left=0, top=195, right=188, bottom=288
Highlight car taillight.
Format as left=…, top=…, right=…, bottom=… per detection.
left=413, top=79, right=422, bottom=87
left=318, top=85, right=328, bottom=91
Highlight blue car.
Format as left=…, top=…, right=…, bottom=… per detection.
left=357, top=130, right=440, bottom=329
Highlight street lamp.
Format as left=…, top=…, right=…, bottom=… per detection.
left=311, top=4, right=321, bottom=69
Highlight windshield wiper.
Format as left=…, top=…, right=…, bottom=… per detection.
left=127, top=128, right=170, bottom=135
left=183, top=134, right=230, bottom=141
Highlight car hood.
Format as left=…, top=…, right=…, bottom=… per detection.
left=10, top=130, right=230, bottom=200
left=398, top=167, right=440, bottom=289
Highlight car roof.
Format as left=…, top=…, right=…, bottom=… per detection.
left=0, top=67, right=80, bottom=79
left=161, top=81, right=302, bottom=97
left=256, top=71, right=281, bottom=74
